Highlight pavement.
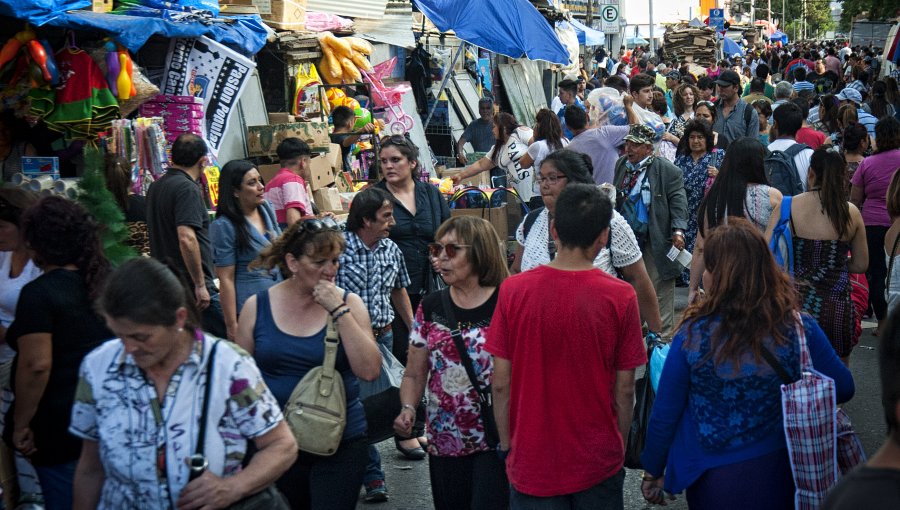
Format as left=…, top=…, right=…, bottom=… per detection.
left=360, top=288, right=887, bottom=509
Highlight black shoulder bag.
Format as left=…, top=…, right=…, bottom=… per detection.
left=425, top=187, right=448, bottom=294
left=191, top=340, right=290, bottom=510
left=440, top=288, right=500, bottom=448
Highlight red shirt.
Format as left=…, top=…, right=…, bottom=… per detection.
left=796, top=127, right=826, bottom=150
left=486, top=266, right=646, bottom=497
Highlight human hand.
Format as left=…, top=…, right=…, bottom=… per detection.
left=450, top=174, right=463, bottom=185
left=313, top=280, right=345, bottom=313
left=707, top=166, right=719, bottom=178
left=362, top=122, right=376, bottom=134
left=318, top=211, right=336, bottom=219
left=641, top=476, right=674, bottom=505
left=672, top=235, right=686, bottom=251
left=176, top=470, right=239, bottom=510
left=13, top=427, right=35, bottom=457
left=457, top=153, right=467, bottom=164
left=393, top=408, right=414, bottom=437
left=195, top=285, right=211, bottom=311
left=623, top=94, right=634, bottom=108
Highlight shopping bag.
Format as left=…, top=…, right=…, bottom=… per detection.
left=624, top=334, right=663, bottom=469
left=359, top=342, right=404, bottom=444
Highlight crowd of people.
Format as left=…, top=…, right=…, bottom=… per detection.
left=0, top=37, right=899, bottom=510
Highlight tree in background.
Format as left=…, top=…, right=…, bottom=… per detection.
left=75, top=146, right=136, bottom=265
left=839, top=0, right=898, bottom=33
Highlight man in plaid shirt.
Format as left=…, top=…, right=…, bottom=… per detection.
left=336, top=186, right=414, bottom=503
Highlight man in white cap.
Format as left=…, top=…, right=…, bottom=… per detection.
left=837, top=88, right=877, bottom=139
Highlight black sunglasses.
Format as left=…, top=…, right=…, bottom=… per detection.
left=299, top=217, right=338, bottom=234
left=380, top=134, right=413, bottom=147
left=428, top=242, right=470, bottom=259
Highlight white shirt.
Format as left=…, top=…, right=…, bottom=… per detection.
left=0, top=252, right=42, bottom=363
left=527, top=138, right=570, bottom=195
left=768, top=138, right=815, bottom=192
left=486, top=127, right=535, bottom=201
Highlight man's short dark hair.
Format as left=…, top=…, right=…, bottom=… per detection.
left=276, top=137, right=311, bottom=162
left=793, top=67, right=808, bottom=82
left=554, top=184, right=611, bottom=249
left=773, top=101, right=803, bottom=137
left=331, top=105, right=356, bottom=129
left=791, top=97, right=811, bottom=120
left=755, top=63, right=770, bottom=79
left=564, top=105, right=588, bottom=131
left=629, top=73, right=655, bottom=94
left=346, top=187, right=392, bottom=232
left=750, top=77, right=766, bottom=93
left=171, top=134, right=207, bottom=167
left=478, top=97, right=493, bottom=107
left=697, top=76, right=715, bottom=91
left=558, top=79, right=578, bottom=95
left=603, top=75, right=627, bottom=93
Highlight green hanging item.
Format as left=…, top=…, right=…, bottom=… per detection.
left=75, top=145, right=136, bottom=266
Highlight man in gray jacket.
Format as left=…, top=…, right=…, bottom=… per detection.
left=613, top=125, right=688, bottom=335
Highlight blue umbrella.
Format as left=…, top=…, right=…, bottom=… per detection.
left=723, top=36, right=744, bottom=57
left=413, top=0, right=570, bottom=64
left=627, top=36, right=649, bottom=45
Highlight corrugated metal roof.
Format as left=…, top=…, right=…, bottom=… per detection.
left=354, top=1, right=414, bottom=48
left=304, top=0, right=389, bottom=20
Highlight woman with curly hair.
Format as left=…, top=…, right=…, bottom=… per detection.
left=641, top=217, right=853, bottom=509
left=5, top=196, right=112, bottom=509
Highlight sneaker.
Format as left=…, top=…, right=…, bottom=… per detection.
left=364, top=480, right=388, bottom=503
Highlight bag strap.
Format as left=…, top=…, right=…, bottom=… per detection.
left=887, top=232, right=900, bottom=295
left=440, top=288, right=490, bottom=406
left=195, top=338, right=221, bottom=457
left=759, top=345, right=793, bottom=384
left=319, top=317, right=341, bottom=397
left=759, top=315, right=808, bottom=383
left=522, top=207, right=544, bottom=239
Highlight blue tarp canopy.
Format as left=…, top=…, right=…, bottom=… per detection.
left=412, top=0, right=569, bottom=64
left=566, top=18, right=604, bottom=46
left=0, top=0, right=269, bottom=55
left=723, top=36, right=744, bottom=56
left=770, top=30, right=788, bottom=43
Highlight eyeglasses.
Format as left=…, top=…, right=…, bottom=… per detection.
left=534, top=174, right=568, bottom=185
left=428, top=242, right=470, bottom=259
left=299, top=217, right=338, bottom=234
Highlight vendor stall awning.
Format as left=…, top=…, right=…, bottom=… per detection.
left=306, top=0, right=389, bottom=20
left=412, top=0, right=570, bottom=64
left=353, top=1, right=416, bottom=48
left=566, top=18, right=604, bottom=46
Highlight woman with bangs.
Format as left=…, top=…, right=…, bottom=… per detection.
left=640, top=218, right=854, bottom=510
left=236, top=218, right=381, bottom=510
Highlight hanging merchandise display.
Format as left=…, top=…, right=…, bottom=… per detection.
left=317, top=33, right=372, bottom=85
left=292, top=63, right=328, bottom=120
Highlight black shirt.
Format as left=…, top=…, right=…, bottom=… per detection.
left=6, top=269, right=113, bottom=465
left=146, top=168, right=216, bottom=292
left=823, top=466, right=900, bottom=509
left=375, top=179, right=450, bottom=295
left=330, top=133, right=354, bottom=172
left=420, top=288, right=499, bottom=330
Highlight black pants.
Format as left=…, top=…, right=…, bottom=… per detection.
left=276, top=437, right=368, bottom=510
left=429, top=452, right=510, bottom=510
left=867, top=225, right=889, bottom=320
left=392, top=292, right=426, bottom=437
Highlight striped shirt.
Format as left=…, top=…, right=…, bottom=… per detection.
left=336, top=231, right=410, bottom=328
left=792, top=81, right=814, bottom=93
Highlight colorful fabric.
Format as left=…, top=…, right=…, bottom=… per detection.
left=263, top=168, right=313, bottom=224
left=336, top=231, right=410, bottom=329
left=674, top=149, right=725, bottom=281
left=69, top=334, right=283, bottom=510
left=41, top=48, right=119, bottom=140
left=744, top=184, right=776, bottom=231
left=409, top=289, right=499, bottom=457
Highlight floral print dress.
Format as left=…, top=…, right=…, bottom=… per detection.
left=409, top=289, right=499, bottom=457
left=675, top=149, right=725, bottom=282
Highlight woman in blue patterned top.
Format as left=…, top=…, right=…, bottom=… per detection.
left=640, top=218, right=854, bottom=510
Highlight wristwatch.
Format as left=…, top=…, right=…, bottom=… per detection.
left=673, top=229, right=684, bottom=238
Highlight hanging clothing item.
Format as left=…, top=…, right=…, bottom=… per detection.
left=405, top=45, right=432, bottom=114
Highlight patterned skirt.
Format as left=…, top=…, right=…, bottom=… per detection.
left=793, top=237, right=855, bottom=357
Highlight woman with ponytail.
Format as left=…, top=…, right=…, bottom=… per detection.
left=765, top=148, right=868, bottom=364
left=5, top=196, right=113, bottom=509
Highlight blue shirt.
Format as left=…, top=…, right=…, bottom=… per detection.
left=337, top=232, right=411, bottom=328
left=557, top=97, right=585, bottom=139
left=640, top=314, right=854, bottom=493
left=210, top=201, right=282, bottom=312
left=858, top=110, right=878, bottom=139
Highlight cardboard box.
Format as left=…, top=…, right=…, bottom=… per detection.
left=313, top=187, right=343, bottom=212
left=451, top=207, right=509, bottom=241
left=261, top=0, right=306, bottom=30
left=268, top=112, right=295, bottom=124
left=247, top=121, right=329, bottom=156
left=258, top=164, right=281, bottom=184
left=439, top=168, right=490, bottom=189
left=308, top=155, right=335, bottom=191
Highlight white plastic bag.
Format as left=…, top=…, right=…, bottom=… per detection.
left=586, top=87, right=627, bottom=127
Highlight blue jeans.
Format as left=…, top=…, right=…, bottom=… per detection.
left=201, top=290, right=227, bottom=339
left=510, top=469, right=625, bottom=510
left=33, top=461, right=77, bottom=510
left=363, top=329, right=393, bottom=486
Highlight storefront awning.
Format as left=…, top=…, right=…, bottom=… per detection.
left=566, top=18, right=604, bottom=46
left=412, top=0, right=570, bottom=64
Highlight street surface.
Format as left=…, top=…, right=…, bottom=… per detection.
left=360, top=288, right=886, bottom=509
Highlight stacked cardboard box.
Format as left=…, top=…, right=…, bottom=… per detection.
left=662, top=27, right=718, bottom=67
left=139, top=95, right=205, bottom=145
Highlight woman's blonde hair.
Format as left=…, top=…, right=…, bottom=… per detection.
left=251, top=220, right=345, bottom=279
left=434, top=216, right=509, bottom=287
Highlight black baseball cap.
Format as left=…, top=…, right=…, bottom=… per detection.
left=714, top=70, right=741, bottom=87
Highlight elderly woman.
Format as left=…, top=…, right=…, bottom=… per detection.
left=211, top=160, right=282, bottom=341
left=71, top=258, right=296, bottom=510
left=674, top=120, right=725, bottom=284
left=394, top=216, right=510, bottom=510
left=6, top=197, right=113, bottom=509
left=641, top=218, right=854, bottom=509
left=694, top=101, right=729, bottom=150
left=511, top=149, right=662, bottom=333
left=236, top=218, right=381, bottom=509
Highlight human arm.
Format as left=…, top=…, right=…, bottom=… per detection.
left=314, top=283, right=381, bottom=380
left=177, top=225, right=210, bottom=310
left=337, top=123, right=376, bottom=148
left=216, top=266, right=238, bottom=340
left=211, top=219, right=238, bottom=339
left=12, top=332, right=52, bottom=456
left=235, top=294, right=258, bottom=355
left=285, top=207, right=304, bottom=227
left=614, top=369, right=636, bottom=441
left=456, top=133, right=470, bottom=164
left=688, top=230, right=706, bottom=304
left=618, top=260, right=663, bottom=333
left=72, top=440, right=104, bottom=510
left=394, top=344, right=429, bottom=437
left=623, top=94, right=639, bottom=124
left=665, top=166, right=689, bottom=250
left=847, top=204, right=869, bottom=274
left=390, top=287, right=414, bottom=331
left=510, top=244, right=524, bottom=274
left=491, top=356, right=511, bottom=451
left=519, top=141, right=540, bottom=170
left=176, top=422, right=297, bottom=510
left=451, top=156, right=494, bottom=185
left=803, top=316, right=855, bottom=403
left=849, top=184, right=864, bottom=209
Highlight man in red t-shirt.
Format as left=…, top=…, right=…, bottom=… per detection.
left=263, top=137, right=315, bottom=228
left=792, top=97, right=828, bottom=149
left=487, top=184, right=646, bottom=508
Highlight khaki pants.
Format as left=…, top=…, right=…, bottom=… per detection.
left=643, top=246, right=676, bottom=336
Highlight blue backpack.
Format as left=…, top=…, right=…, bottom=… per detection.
left=769, top=196, right=794, bottom=275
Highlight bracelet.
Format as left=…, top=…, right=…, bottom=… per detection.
left=400, top=404, right=416, bottom=414
left=332, top=307, right=352, bottom=321
left=641, top=472, right=658, bottom=482
left=328, top=302, right=347, bottom=315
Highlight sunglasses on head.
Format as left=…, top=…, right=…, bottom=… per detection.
left=298, top=217, right=338, bottom=234
left=428, top=242, right=470, bottom=259
left=696, top=100, right=715, bottom=109
left=380, top=134, right=413, bottom=147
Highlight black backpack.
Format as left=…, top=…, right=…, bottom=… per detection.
left=522, top=206, right=613, bottom=252
left=765, top=143, right=810, bottom=197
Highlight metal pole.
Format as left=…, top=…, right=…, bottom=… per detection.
left=649, top=0, right=655, bottom=55
left=423, top=43, right=466, bottom=129
left=767, top=0, right=771, bottom=28
left=781, top=0, right=784, bottom=39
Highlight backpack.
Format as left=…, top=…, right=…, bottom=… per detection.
left=283, top=318, right=346, bottom=456
left=769, top=195, right=794, bottom=275
left=765, top=143, right=810, bottom=197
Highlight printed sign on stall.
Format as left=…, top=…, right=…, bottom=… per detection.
left=161, top=36, right=256, bottom=154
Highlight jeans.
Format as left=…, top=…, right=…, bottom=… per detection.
left=33, top=461, right=76, bottom=510
left=277, top=436, right=368, bottom=510
left=509, top=469, right=625, bottom=510
left=363, top=329, right=393, bottom=486
left=866, top=225, right=889, bottom=320
left=201, top=290, right=227, bottom=339
left=429, top=452, right=509, bottom=510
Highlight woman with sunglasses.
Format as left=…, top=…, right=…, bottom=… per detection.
left=393, top=216, right=510, bottom=510
left=512, top=149, right=663, bottom=333
left=694, top=101, right=729, bottom=150
left=211, top=160, right=282, bottom=341
left=236, top=218, right=381, bottom=510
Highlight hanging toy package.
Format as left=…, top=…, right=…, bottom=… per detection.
left=292, top=63, right=325, bottom=120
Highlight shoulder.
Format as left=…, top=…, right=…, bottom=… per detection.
left=81, top=338, right=126, bottom=372
left=211, top=216, right=235, bottom=233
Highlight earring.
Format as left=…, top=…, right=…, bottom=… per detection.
left=177, top=327, right=184, bottom=332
